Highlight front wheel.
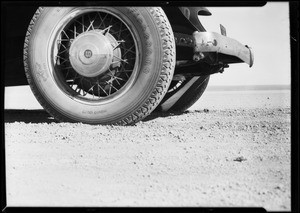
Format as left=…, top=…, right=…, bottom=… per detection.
left=24, top=7, right=175, bottom=125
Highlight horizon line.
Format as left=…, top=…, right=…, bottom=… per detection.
left=206, top=84, right=290, bottom=91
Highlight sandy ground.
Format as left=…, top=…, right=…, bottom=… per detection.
left=4, top=86, right=291, bottom=211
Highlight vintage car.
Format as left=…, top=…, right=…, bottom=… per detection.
left=3, top=5, right=254, bottom=125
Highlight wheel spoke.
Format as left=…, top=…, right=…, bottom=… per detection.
left=64, top=67, right=72, bottom=79
left=74, top=19, right=86, bottom=33
left=98, top=84, right=108, bottom=96
left=113, top=55, right=128, bottom=64
left=62, top=30, right=70, bottom=39
left=113, top=40, right=125, bottom=50
left=101, top=25, right=112, bottom=35
left=58, top=48, right=69, bottom=55
left=122, top=44, right=136, bottom=56
left=114, top=77, right=121, bottom=86
left=117, top=22, right=123, bottom=38
left=114, top=76, right=127, bottom=82
left=86, top=20, right=95, bottom=31
left=108, top=83, right=112, bottom=95
left=55, top=55, right=69, bottom=65
left=108, top=15, right=114, bottom=25
left=110, top=83, right=119, bottom=91
left=68, top=28, right=80, bottom=38
left=110, top=28, right=129, bottom=36
left=58, top=42, right=68, bottom=51
left=97, top=83, right=100, bottom=96
left=96, top=12, right=103, bottom=26
left=98, top=13, right=108, bottom=29
left=74, top=25, right=77, bottom=38
left=106, top=71, right=123, bottom=86
left=82, top=15, right=85, bottom=32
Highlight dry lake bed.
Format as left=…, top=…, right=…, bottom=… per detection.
left=4, top=85, right=291, bottom=211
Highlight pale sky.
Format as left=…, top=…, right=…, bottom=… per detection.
left=198, top=2, right=290, bottom=86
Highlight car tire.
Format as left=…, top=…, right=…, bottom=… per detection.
left=24, top=7, right=175, bottom=125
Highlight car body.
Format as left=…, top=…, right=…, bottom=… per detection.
left=2, top=4, right=254, bottom=125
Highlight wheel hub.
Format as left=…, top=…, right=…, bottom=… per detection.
left=69, top=30, right=114, bottom=77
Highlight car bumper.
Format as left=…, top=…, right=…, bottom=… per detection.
left=193, top=31, right=254, bottom=67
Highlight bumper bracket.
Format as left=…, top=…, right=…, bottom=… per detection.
left=193, top=31, right=254, bottom=67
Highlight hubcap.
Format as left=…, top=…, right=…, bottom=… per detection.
left=69, top=30, right=114, bottom=77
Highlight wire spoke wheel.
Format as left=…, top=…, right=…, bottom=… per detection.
left=52, top=10, right=138, bottom=102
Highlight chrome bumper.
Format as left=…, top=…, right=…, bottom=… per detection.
left=193, top=31, right=254, bottom=67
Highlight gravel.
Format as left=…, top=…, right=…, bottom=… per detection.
left=5, top=106, right=291, bottom=210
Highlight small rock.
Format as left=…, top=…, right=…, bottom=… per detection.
left=280, top=205, right=287, bottom=209
left=204, top=109, right=209, bottom=113
left=274, top=186, right=281, bottom=190
left=258, top=156, right=263, bottom=161
left=233, top=156, right=247, bottom=162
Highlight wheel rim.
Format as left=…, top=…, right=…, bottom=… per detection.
left=49, top=8, right=139, bottom=104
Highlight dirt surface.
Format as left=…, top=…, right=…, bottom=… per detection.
left=4, top=89, right=291, bottom=211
